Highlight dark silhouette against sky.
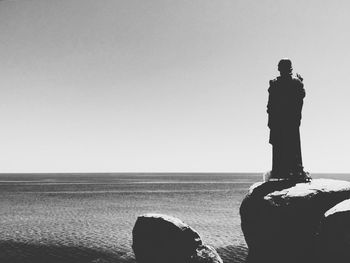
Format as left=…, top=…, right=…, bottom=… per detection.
left=1, top=1, right=350, bottom=172
left=267, top=59, right=306, bottom=178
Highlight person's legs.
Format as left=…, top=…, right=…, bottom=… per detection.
left=290, top=128, right=304, bottom=174
left=272, top=141, right=289, bottom=178
left=272, top=144, right=279, bottom=172
left=272, top=128, right=307, bottom=180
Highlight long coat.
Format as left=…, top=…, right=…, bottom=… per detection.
left=267, top=75, right=305, bottom=145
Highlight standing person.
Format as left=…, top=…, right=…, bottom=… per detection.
left=267, top=58, right=309, bottom=180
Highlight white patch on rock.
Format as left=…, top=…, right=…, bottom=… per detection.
left=324, top=198, right=350, bottom=217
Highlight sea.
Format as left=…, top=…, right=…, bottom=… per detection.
left=0, top=173, right=349, bottom=263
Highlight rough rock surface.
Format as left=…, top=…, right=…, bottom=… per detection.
left=132, top=213, right=222, bottom=263
left=240, top=178, right=350, bottom=263
left=317, top=199, right=350, bottom=263
left=192, top=245, right=223, bottom=263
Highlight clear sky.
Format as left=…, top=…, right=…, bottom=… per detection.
left=1, top=0, right=349, bottom=173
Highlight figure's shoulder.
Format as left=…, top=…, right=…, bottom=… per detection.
left=291, top=76, right=304, bottom=87
left=269, top=77, right=278, bottom=87
left=268, top=78, right=276, bottom=93
left=291, top=76, right=305, bottom=97
left=268, top=77, right=281, bottom=93
left=269, top=77, right=279, bottom=83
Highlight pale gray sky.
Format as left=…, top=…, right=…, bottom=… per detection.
left=1, top=0, right=349, bottom=173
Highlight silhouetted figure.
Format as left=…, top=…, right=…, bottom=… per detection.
left=267, top=59, right=307, bottom=179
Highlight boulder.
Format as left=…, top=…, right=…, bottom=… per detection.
left=192, top=245, right=223, bottom=263
left=240, top=178, right=350, bottom=263
left=317, top=199, right=350, bottom=263
left=132, top=213, right=222, bottom=263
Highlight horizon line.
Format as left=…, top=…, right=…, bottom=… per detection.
left=0, top=172, right=349, bottom=175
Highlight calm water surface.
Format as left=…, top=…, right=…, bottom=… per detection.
left=0, top=173, right=348, bottom=263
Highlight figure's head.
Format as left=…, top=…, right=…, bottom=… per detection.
left=278, top=58, right=293, bottom=76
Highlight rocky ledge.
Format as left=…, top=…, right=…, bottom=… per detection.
left=240, top=178, right=350, bottom=263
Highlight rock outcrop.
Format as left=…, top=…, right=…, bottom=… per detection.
left=192, top=245, right=223, bottom=263
left=317, top=199, right=350, bottom=263
left=132, top=213, right=222, bottom=263
left=240, top=178, right=350, bottom=263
